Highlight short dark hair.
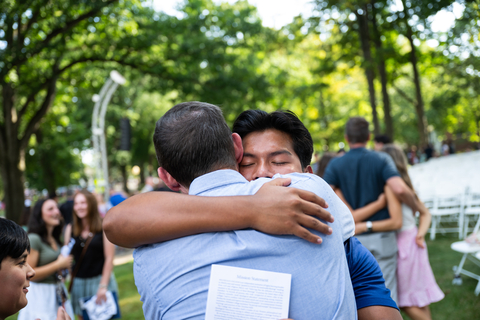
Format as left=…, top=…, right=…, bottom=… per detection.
left=345, top=117, right=370, bottom=144
left=28, top=199, right=63, bottom=246
left=0, top=218, right=30, bottom=268
left=374, top=134, right=391, bottom=144
left=153, top=101, right=237, bottom=187
left=233, top=110, right=314, bottom=169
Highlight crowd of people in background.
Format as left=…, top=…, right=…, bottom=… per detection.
left=1, top=187, right=126, bottom=319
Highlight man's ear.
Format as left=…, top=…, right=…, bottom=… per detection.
left=232, top=133, right=244, bottom=164
left=344, top=135, right=350, bottom=144
left=305, top=165, right=313, bottom=174
left=157, top=167, right=182, bottom=192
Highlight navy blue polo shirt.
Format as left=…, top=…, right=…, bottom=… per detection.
left=323, top=147, right=399, bottom=221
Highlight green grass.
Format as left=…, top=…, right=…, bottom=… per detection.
left=114, top=262, right=144, bottom=319
left=411, top=234, right=480, bottom=320
left=7, top=234, right=480, bottom=319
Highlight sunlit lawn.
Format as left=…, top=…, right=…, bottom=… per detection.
left=415, top=234, right=480, bottom=320
left=7, top=233, right=480, bottom=319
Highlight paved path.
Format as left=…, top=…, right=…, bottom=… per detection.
left=113, top=247, right=134, bottom=266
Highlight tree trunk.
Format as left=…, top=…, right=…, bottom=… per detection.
left=356, top=7, right=380, bottom=135
left=402, top=0, right=428, bottom=147
left=1, top=75, right=57, bottom=222
left=0, top=84, right=25, bottom=223
left=406, top=32, right=428, bottom=147
left=139, top=163, right=146, bottom=187
left=120, top=164, right=129, bottom=194
left=36, top=129, right=56, bottom=195
left=318, top=87, right=330, bottom=148
left=0, top=152, right=25, bottom=223
left=370, top=1, right=393, bottom=139
left=319, top=86, right=328, bottom=129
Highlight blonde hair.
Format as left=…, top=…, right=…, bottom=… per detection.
left=381, top=144, right=417, bottom=198
left=72, top=190, right=103, bottom=237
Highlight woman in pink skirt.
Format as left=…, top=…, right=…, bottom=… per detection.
left=382, top=144, right=444, bottom=320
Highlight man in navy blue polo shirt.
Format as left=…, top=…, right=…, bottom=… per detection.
left=323, top=117, right=419, bottom=304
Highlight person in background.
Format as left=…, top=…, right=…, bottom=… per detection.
left=423, top=144, right=434, bottom=161
left=314, top=152, right=336, bottom=178
left=94, top=192, right=108, bottom=218
left=107, top=189, right=127, bottom=211
left=0, top=218, right=71, bottom=320
left=373, top=134, right=391, bottom=151
left=0, top=218, right=35, bottom=320
left=323, top=117, right=419, bottom=304
left=310, top=152, right=321, bottom=173
left=141, top=177, right=155, bottom=193
left=407, top=145, right=419, bottom=165
left=70, top=190, right=118, bottom=320
left=59, top=189, right=75, bottom=245
left=18, top=199, right=75, bottom=320
left=49, top=192, right=59, bottom=204
left=20, top=199, right=32, bottom=227
left=382, top=144, right=444, bottom=320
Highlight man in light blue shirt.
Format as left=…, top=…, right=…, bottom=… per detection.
left=134, top=101, right=356, bottom=319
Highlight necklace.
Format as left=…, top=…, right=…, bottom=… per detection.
left=80, top=232, right=93, bottom=247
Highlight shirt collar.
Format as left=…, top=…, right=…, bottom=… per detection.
left=188, top=169, right=247, bottom=195
left=349, top=147, right=367, bottom=152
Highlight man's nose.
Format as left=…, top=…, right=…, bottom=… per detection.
left=254, top=163, right=273, bottom=179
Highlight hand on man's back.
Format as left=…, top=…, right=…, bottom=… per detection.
left=250, top=177, right=334, bottom=244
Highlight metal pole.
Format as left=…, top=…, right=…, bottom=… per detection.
left=91, top=71, right=126, bottom=203
left=92, top=79, right=113, bottom=190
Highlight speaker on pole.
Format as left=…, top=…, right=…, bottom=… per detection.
left=120, top=118, right=131, bottom=151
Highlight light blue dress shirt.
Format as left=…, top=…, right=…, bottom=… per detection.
left=134, top=169, right=357, bottom=319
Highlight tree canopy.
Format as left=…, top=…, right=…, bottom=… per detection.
left=1, top=0, right=478, bottom=222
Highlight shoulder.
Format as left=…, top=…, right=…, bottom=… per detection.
left=326, top=154, right=343, bottom=168
left=28, top=233, right=42, bottom=249
left=367, top=150, right=391, bottom=163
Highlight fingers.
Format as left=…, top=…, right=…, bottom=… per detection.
left=295, top=188, right=328, bottom=209
left=56, top=307, right=71, bottom=320
left=416, top=237, right=425, bottom=248
left=266, top=177, right=292, bottom=187
left=293, top=225, right=324, bottom=244
left=296, top=194, right=333, bottom=223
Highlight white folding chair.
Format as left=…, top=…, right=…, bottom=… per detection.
left=451, top=215, right=480, bottom=295
left=462, top=193, right=480, bottom=239
left=475, top=251, right=480, bottom=296
left=429, top=195, right=463, bottom=240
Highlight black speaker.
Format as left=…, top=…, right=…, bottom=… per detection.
left=119, top=118, right=131, bottom=151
